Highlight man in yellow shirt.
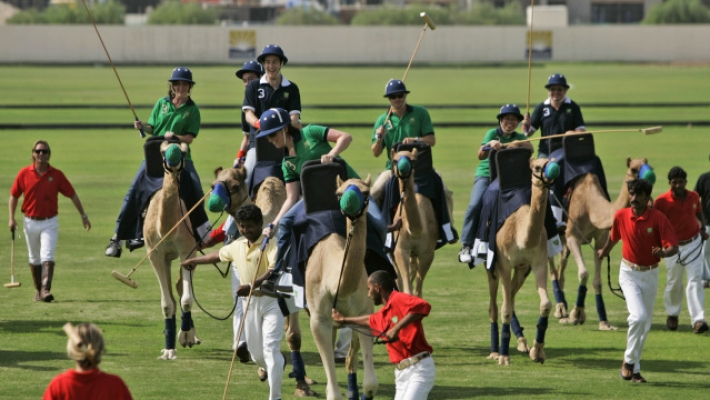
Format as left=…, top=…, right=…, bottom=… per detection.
left=182, top=204, right=284, bottom=400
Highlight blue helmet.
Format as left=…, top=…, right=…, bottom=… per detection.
left=497, top=104, right=524, bottom=121
left=255, top=108, right=291, bottom=138
left=383, top=79, right=410, bottom=98
left=169, top=67, right=194, bottom=84
left=545, top=73, right=569, bottom=89
left=236, top=60, right=263, bottom=79
left=257, top=44, right=288, bottom=65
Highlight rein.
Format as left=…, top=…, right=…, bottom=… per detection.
left=332, top=226, right=355, bottom=309
left=341, top=322, right=399, bottom=345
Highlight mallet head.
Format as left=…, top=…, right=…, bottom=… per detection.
left=111, top=270, right=139, bottom=289
left=641, top=126, right=662, bottom=135
left=420, top=12, right=436, bottom=30
left=4, top=282, right=21, bottom=288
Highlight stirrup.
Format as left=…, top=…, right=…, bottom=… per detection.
left=127, top=239, right=145, bottom=252
left=105, top=239, right=122, bottom=258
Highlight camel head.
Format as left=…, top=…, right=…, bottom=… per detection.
left=530, top=158, right=561, bottom=189
left=626, top=157, right=656, bottom=184
left=391, top=148, right=418, bottom=180
left=207, top=166, right=250, bottom=214
left=160, top=142, right=188, bottom=174
left=336, top=175, right=371, bottom=220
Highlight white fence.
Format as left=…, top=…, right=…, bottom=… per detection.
left=2, top=25, right=710, bottom=64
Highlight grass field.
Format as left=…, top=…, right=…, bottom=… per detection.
left=1, top=64, right=710, bottom=400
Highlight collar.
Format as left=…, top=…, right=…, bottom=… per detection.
left=496, top=126, right=517, bottom=138
left=631, top=206, right=651, bottom=221
left=30, top=163, right=53, bottom=173
left=668, top=189, right=688, bottom=200
left=386, top=104, right=413, bottom=116
left=259, top=74, right=291, bottom=87
left=239, top=234, right=267, bottom=249
left=163, top=96, right=195, bottom=107
left=543, top=96, right=571, bottom=106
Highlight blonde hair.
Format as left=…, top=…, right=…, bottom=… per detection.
left=31, top=139, right=51, bottom=162
left=64, top=323, right=104, bottom=370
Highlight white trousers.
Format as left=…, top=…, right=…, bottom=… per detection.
left=702, top=225, right=710, bottom=281
left=245, top=295, right=285, bottom=400
left=230, top=262, right=246, bottom=350
left=23, top=216, right=58, bottom=264
left=394, top=356, right=435, bottom=400
left=619, top=263, right=659, bottom=372
left=334, top=327, right=352, bottom=359
left=664, top=234, right=706, bottom=325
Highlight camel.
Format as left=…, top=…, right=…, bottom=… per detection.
left=388, top=148, right=438, bottom=297
left=306, top=176, right=378, bottom=400
left=487, top=156, right=559, bottom=366
left=553, top=157, right=649, bottom=330
left=143, top=142, right=201, bottom=360
left=212, top=166, right=317, bottom=397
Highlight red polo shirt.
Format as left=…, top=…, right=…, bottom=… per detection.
left=653, top=189, right=702, bottom=242
left=369, top=290, right=433, bottom=364
left=10, top=164, right=75, bottom=219
left=610, top=207, right=678, bottom=266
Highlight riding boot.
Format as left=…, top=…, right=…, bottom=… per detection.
left=29, top=263, right=42, bottom=301
left=40, top=261, right=55, bottom=302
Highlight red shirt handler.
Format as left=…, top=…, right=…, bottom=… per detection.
left=9, top=140, right=91, bottom=302
left=333, top=271, right=435, bottom=400
left=653, top=166, right=709, bottom=334
left=598, top=178, right=678, bottom=384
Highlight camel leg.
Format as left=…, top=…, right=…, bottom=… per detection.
left=592, top=236, right=617, bottom=331
left=562, top=236, right=588, bottom=325
left=394, top=248, right=412, bottom=295
left=151, top=253, right=178, bottom=360
left=286, top=313, right=317, bottom=395
left=414, top=251, right=435, bottom=298
left=310, top=315, right=340, bottom=400
left=357, top=328, right=379, bottom=400
left=178, top=264, right=199, bottom=348
left=530, top=260, right=551, bottom=364
left=345, top=330, right=360, bottom=400
left=486, top=270, right=500, bottom=360
left=498, top=263, right=513, bottom=366
left=511, top=267, right=530, bottom=353
left=549, top=255, right=569, bottom=319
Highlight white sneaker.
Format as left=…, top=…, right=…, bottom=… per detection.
left=458, top=245, right=472, bottom=263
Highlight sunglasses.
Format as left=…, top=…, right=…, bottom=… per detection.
left=548, top=87, right=566, bottom=92
left=388, top=94, right=405, bottom=100
left=34, top=149, right=50, bottom=154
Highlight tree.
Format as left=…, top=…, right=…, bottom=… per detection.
left=643, top=0, right=710, bottom=24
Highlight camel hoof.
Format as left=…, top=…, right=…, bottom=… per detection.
left=178, top=328, right=198, bottom=348
left=569, top=307, right=586, bottom=325
left=498, top=356, right=510, bottom=366
left=158, top=349, right=177, bottom=360
left=257, top=367, right=268, bottom=382
left=554, top=303, right=568, bottom=319
left=304, top=375, right=317, bottom=385
left=517, top=337, right=530, bottom=353
left=599, top=321, right=618, bottom=331
left=295, top=381, right=318, bottom=397
left=529, top=341, right=545, bottom=364
left=487, top=352, right=500, bottom=360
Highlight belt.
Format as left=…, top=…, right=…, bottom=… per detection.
left=621, top=259, right=658, bottom=271
left=678, top=234, right=699, bottom=246
left=395, top=351, right=430, bottom=370
left=250, top=290, right=264, bottom=298
left=26, top=215, right=56, bottom=221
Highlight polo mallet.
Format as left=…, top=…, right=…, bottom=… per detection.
left=80, top=0, right=145, bottom=138
left=523, top=0, right=535, bottom=134
left=111, top=189, right=212, bottom=288
left=382, top=12, right=436, bottom=125
left=223, top=237, right=269, bottom=400
left=4, top=230, right=21, bottom=288
left=482, top=126, right=663, bottom=151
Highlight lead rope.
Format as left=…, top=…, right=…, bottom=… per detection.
left=332, top=226, right=355, bottom=310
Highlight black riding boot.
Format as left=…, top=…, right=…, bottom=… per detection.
left=40, top=261, right=55, bottom=302
left=29, top=263, right=42, bottom=302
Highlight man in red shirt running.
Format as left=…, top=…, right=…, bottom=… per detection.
left=598, top=178, right=678, bottom=383
left=9, top=140, right=91, bottom=302
left=653, top=166, right=709, bottom=334
left=332, top=271, right=435, bottom=400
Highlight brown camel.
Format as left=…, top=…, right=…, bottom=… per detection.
left=143, top=142, right=200, bottom=360
left=212, top=166, right=316, bottom=396
left=389, top=148, right=438, bottom=297
left=487, top=156, right=559, bottom=366
left=553, top=158, right=649, bottom=330
left=306, top=176, right=378, bottom=400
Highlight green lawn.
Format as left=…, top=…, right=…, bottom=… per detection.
left=1, top=64, right=709, bottom=399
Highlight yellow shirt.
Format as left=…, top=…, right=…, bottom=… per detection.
left=218, top=235, right=276, bottom=284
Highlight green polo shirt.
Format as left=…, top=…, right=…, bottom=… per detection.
left=372, top=104, right=434, bottom=169
left=148, top=96, right=201, bottom=160
left=475, top=128, right=528, bottom=178
left=282, top=125, right=359, bottom=183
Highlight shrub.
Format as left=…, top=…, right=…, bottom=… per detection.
left=275, top=7, right=340, bottom=25
left=453, top=1, right=525, bottom=25
left=6, top=1, right=125, bottom=25
left=350, top=5, right=452, bottom=26
left=643, top=0, right=710, bottom=24
left=148, top=0, right=217, bottom=25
